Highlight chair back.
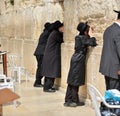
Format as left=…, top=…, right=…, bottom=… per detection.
left=87, top=83, right=102, bottom=116
left=0, top=74, right=14, bottom=90
left=88, top=83, right=120, bottom=116
left=7, top=54, right=22, bottom=67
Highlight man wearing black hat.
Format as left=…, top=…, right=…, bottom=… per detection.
left=99, top=10, right=120, bottom=90
left=42, top=20, right=64, bottom=92
left=64, top=22, right=97, bottom=107
left=33, top=22, right=53, bottom=87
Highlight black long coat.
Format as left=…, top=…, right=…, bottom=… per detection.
left=42, top=30, right=63, bottom=78
left=34, top=29, right=51, bottom=56
left=67, top=35, right=97, bottom=86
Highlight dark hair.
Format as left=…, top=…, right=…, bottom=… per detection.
left=80, top=25, right=90, bottom=35
left=44, top=22, right=51, bottom=30
left=53, top=20, right=63, bottom=30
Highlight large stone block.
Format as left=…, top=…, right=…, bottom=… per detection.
left=63, top=0, right=79, bottom=42
left=61, top=43, right=74, bottom=88
left=0, top=1, right=6, bottom=14
left=24, top=7, right=35, bottom=40
left=0, top=38, right=9, bottom=51
left=23, top=40, right=37, bottom=74
left=15, top=9, right=25, bottom=39
left=33, top=2, right=63, bottom=40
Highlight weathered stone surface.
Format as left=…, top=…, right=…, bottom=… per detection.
left=0, top=0, right=63, bottom=78
left=0, top=0, right=120, bottom=98
left=23, top=40, right=36, bottom=74
left=61, top=0, right=120, bottom=98
left=15, top=9, right=25, bottom=39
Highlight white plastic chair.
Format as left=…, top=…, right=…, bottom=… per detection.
left=0, top=74, right=14, bottom=90
left=7, top=54, right=28, bottom=84
left=0, top=74, right=18, bottom=107
left=87, top=83, right=120, bottom=116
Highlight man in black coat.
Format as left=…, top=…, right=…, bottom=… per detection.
left=64, top=22, right=97, bottom=107
left=33, top=22, right=52, bottom=87
left=99, top=10, right=120, bottom=90
left=42, top=20, right=64, bottom=92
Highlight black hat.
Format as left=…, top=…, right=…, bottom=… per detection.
left=113, top=10, right=120, bottom=19
left=114, top=10, right=120, bottom=14
left=53, top=20, right=63, bottom=29
left=44, top=22, right=51, bottom=30
left=77, top=22, right=89, bottom=33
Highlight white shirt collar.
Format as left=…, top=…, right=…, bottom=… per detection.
left=115, top=21, right=120, bottom=26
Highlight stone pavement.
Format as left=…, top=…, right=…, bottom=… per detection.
left=3, top=80, right=95, bottom=116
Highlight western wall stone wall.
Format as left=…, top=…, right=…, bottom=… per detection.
left=61, top=0, right=120, bottom=98
left=0, top=0, right=64, bottom=74
left=0, top=0, right=120, bottom=98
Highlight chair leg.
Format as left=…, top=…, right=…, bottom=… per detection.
left=18, top=68, right=21, bottom=84
left=10, top=70, right=12, bottom=78
left=10, top=70, right=15, bottom=81
left=13, top=100, right=17, bottom=107
left=14, top=71, right=17, bottom=82
left=12, top=82, right=19, bottom=107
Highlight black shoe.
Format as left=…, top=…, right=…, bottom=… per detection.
left=64, top=102, right=70, bottom=107
left=51, top=87, right=56, bottom=90
left=69, top=102, right=77, bottom=107
left=77, top=102, right=85, bottom=106
left=43, top=88, right=56, bottom=93
left=64, top=102, right=77, bottom=107
left=34, top=83, right=44, bottom=87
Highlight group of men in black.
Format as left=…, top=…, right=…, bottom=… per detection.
left=33, top=9, right=120, bottom=108
left=33, top=19, right=97, bottom=107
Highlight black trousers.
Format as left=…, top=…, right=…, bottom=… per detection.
left=35, top=55, right=44, bottom=84
left=65, top=84, right=79, bottom=103
left=105, top=76, right=120, bottom=91
left=43, top=77, right=55, bottom=90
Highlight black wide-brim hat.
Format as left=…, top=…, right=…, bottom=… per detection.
left=77, top=22, right=88, bottom=33
left=44, top=22, right=51, bottom=29
left=113, top=10, right=120, bottom=14
left=53, top=20, right=63, bottom=29
left=113, top=10, right=120, bottom=19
